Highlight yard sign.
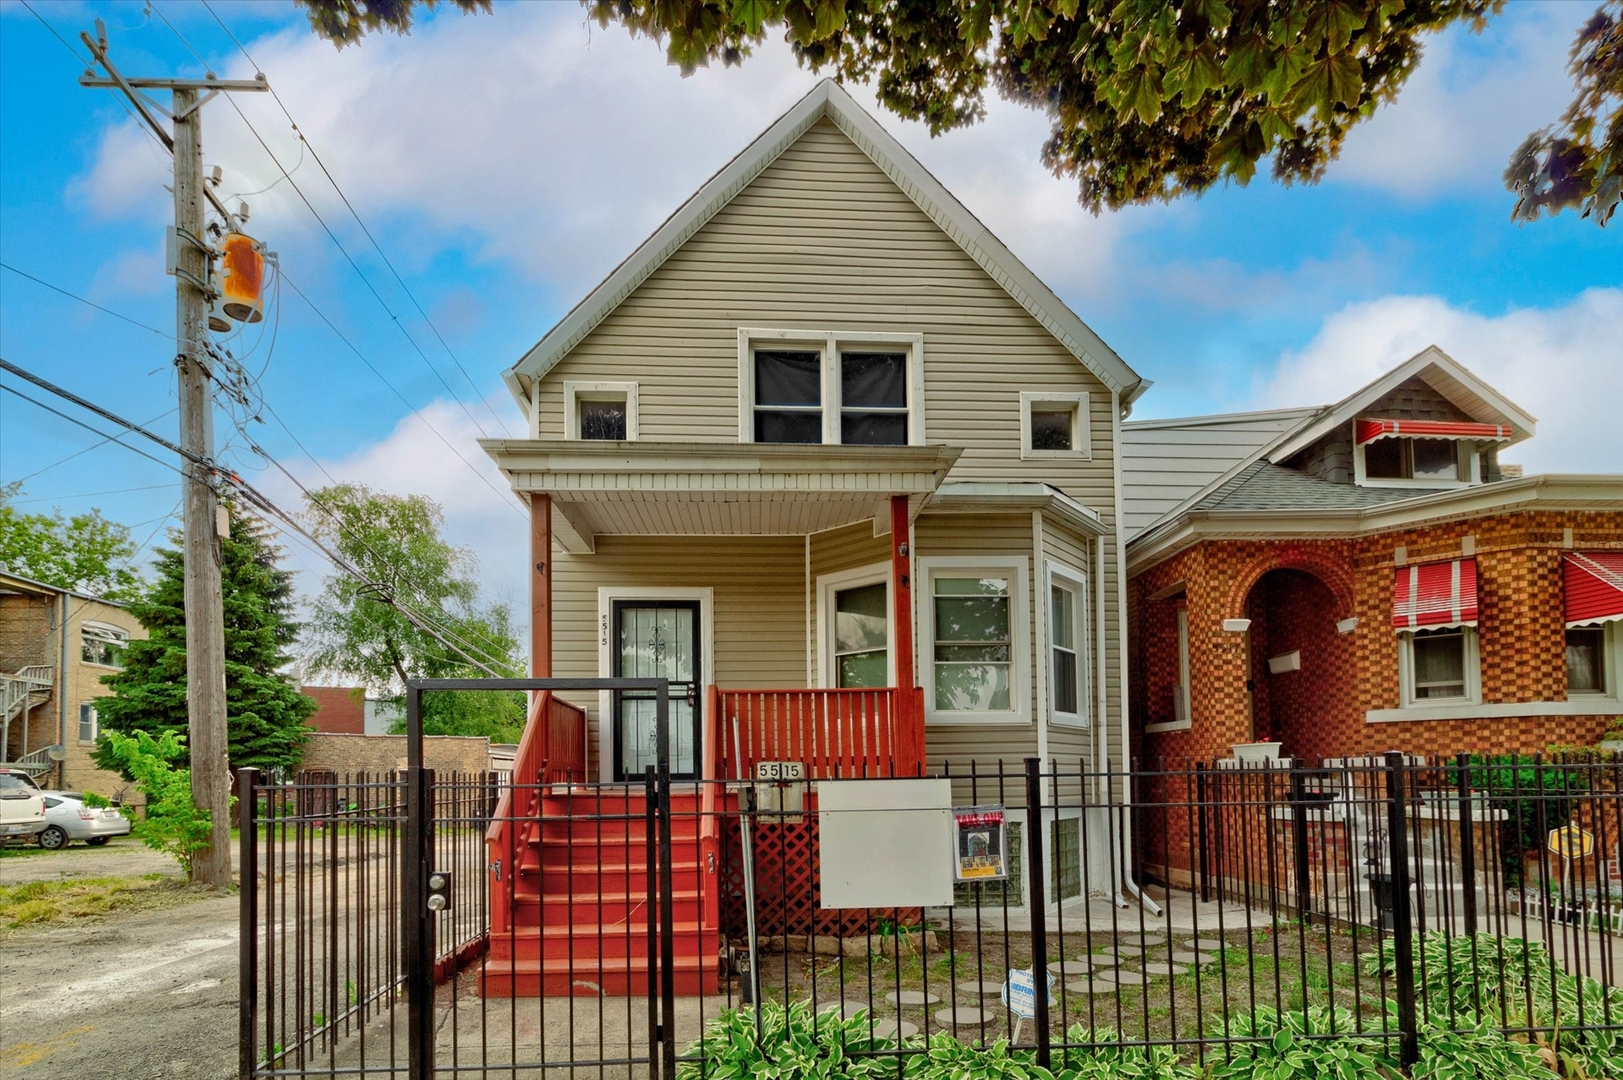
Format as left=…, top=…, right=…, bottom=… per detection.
left=954, top=805, right=1008, bottom=881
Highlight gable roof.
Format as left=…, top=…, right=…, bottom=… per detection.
left=1120, top=406, right=1319, bottom=538
left=503, top=80, right=1142, bottom=406
left=1265, top=345, right=1535, bottom=465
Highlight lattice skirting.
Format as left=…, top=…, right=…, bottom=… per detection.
left=719, top=817, right=921, bottom=938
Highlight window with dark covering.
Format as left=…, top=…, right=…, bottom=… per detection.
left=1030, top=407, right=1074, bottom=451
left=1364, top=436, right=1462, bottom=481
left=1567, top=627, right=1606, bottom=693
left=578, top=398, right=627, bottom=440
left=840, top=352, right=908, bottom=445
left=753, top=349, right=823, bottom=443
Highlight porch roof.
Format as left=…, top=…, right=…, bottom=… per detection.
left=480, top=439, right=961, bottom=553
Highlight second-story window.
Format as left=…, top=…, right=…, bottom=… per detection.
left=81, top=624, right=128, bottom=669
left=840, top=352, right=908, bottom=445
left=1364, top=437, right=1461, bottom=482
left=741, top=330, right=923, bottom=446
left=754, top=349, right=823, bottom=443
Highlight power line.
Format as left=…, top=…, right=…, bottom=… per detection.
left=198, top=0, right=509, bottom=435
left=9, top=483, right=177, bottom=506
left=150, top=2, right=504, bottom=444
left=12, top=407, right=178, bottom=483
left=3, top=355, right=513, bottom=677
left=0, top=262, right=172, bottom=339
left=0, top=380, right=186, bottom=478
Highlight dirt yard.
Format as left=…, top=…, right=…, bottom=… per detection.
left=0, top=837, right=240, bottom=1080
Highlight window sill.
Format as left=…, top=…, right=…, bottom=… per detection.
left=1366, top=698, right=1623, bottom=723
left=80, top=662, right=124, bottom=671
left=1049, top=713, right=1090, bottom=730
left=1021, top=448, right=1092, bottom=461
left=1144, top=720, right=1192, bottom=734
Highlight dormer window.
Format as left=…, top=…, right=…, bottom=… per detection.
left=1353, top=418, right=1511, bottom=489
left=738, top=329, right=924, bottom=446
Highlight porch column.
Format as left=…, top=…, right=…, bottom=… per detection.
left=890, top=494, right=914, bottom=689
left=530, top=493, right=552, bottom=678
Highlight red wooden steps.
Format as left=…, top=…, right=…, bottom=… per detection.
left=482, top=787, right=719, bottom=998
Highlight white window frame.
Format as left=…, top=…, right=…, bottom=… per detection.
left=78, top=702, right=98, bottom=744
left=564, top=380, right=640, bottom=441
left=919, top=555, right=1031, bottom=726
left=816, top=563, right=895, bottom=690
left=1353, top=436, right=1479, bottom=490
left=737, top=328, right=926, bottom=446
left=1146, top=601, right=1193, bottom=733
left=1020, top=391, right=1092, bottom=460
left=80, top=622, right=129, bottom=669
left=1565, top=621, right=1620, bottom=697
left=1398, top=625, right=1482, bottom=708
left=1044, top=560, right=1090, bottom=729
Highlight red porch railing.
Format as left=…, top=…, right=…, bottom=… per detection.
left=484, top=690, right=587, bottom=933
left=710, top=686, right=925, bottom=781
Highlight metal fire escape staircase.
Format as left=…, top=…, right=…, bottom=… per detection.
left=1, top=666, right=57, bottom=775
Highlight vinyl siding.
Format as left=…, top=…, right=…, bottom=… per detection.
left=534, top=118, right=1118, bottom=506
left=551, top=535, right=804, bottom=776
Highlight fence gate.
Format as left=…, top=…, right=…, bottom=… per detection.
left=239, top=677, right=682, bottom=1079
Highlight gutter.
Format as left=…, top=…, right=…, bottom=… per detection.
left=1111, top=394, right=1161, bottom=916
left=58, top=593, right=69, bottom=788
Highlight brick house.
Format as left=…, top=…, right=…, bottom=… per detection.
left=0, top=570, right=146, bottom=800
left=1125, top=347, right=1623, bottom=767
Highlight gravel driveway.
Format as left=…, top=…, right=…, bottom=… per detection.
left=0, top=838, right=241, bottom=1080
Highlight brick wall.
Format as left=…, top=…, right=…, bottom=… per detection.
left=298, top=732, right=493, bottom=776
left=1132, top=509, right=1623, bottom=766
left=303, top=686, right=366, bottom=734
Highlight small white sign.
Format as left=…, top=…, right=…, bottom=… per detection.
left=755, top=761, right=805, bottom=781
left=816, top=779, right=954, bottom=909
left=1001, top=968, right=1055, bottom=1020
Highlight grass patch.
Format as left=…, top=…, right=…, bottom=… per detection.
left=0, top=873, right=220, bottom=934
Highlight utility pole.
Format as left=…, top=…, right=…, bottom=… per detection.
left=80, top=23, right=267, bottom=888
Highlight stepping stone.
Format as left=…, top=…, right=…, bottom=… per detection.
left=1085, top=952, right=1120, bottom=967
left=935, top=1005, right=994, bottom=1027
left=1105, top=944, right=1146, bottom=956
left=954, top=979, right=1003, bottom=996
left=1182, top=936, right=1228, bottom=950
left=835, top=1000, right=874, bottom=1019
left=1169, top=950, right=1218, bottom=965
left=873, top=1019, right=919, bottom=1040
left=1126, top=934, right=1166, bottom=947
left=1105, top=970, right=1156, bottom=986
left=1066, top=977, right=1120, bottom=994
left=886, top=990, right=940, bottom=1006
left=1139, top=961, right=1189, bottom=977
left=1048, top=958, right=1094, bottom=977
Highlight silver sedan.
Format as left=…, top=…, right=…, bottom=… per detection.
left=38, top=792, right=132, bottom=850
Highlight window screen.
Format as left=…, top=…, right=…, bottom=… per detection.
left=933, top=577, right=1012, bottom=711
left=840, top=352, right=908, bottom=445
left=834, top=582, right=888, bottom=688
left=1411, top=628, right=1467, bottom=699
left=754, top=350, right=823, bottom=443
left=1567, top=627, right=1605, bottom=693
left=1030, top=407, right=1074, bottom=451
left=1410, top=438, right=1460, bottom=480
left=1051, top=584, right=1079, bottom=715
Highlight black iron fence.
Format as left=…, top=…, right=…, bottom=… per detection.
left=240, top=743, right=1623, bottom=1079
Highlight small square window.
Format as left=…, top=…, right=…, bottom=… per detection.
left=1567, top=627, right=1606, bottom=693
left=1030, top=408, right=1074, bottom=451
left=1020, top=392, right=1090, bottom=458
left=578, top=398, right=627, bottom=440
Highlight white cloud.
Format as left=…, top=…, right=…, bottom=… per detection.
left=1332, top=7, right=1576, bottom=197
left=1259, top=288, right=1623, bottom=474
left=72, top=4, right=1128, bottom=302
left=257, top=396, right=530, bottom=620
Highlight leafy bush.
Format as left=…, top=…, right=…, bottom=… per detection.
left=1207, top=1005, right=1397, bottom=1080
left=1410, top=1021, right=1550, bottom=1080
left=96, top=730, right=214, bottom=880
left=1464, top=756, right=1587, bottom=885
left=675, top=1000, right=900, bottom=1080
left=1054, top=1026, right=1197, bottom=1079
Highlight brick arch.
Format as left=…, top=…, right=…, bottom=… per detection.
left=1224, top=548, right=1357, bottom=621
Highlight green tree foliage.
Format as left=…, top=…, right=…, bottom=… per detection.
left=301, top=483, right=525, bottom=742
left=94, top=504, right=316, bottom=774
left=0, top=481, right=141, bottom=600
left=97, top=729, right=214, bottom=880
left=1505, top=2, right=1622, bottom=227
left=295, top=0, right=1617, bottom=226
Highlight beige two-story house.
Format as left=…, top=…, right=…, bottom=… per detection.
left=481, top=80, right=1147, bottom=893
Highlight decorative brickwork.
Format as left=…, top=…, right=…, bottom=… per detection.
left=1132, top=510, right=1623, bottom=766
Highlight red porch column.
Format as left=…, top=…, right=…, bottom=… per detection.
left=530, top=492, right=552, bottom=678
left=890, top=494, right=914, bottom=690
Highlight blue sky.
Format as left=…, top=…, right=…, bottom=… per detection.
left=1, top=0, right=1618, bottom=616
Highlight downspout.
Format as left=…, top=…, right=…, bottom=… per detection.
left=1094, top=537, right=1108, bottom=803
left=58, top=593, right=69, bottom=789
left=1112, top=393, right=1161, bottom=916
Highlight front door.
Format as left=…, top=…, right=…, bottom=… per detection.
left=612, top=600, right=702, bottom=781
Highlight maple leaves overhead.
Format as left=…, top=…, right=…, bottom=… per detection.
left=297, top=0, right=1618, bottom=225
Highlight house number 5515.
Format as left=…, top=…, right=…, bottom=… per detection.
left=600, top=615, right=609, bottom=647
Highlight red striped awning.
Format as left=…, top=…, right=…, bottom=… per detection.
left=1356, top=418, right=1514, bottom=445
left=1564, top=552, right=1623, bottom=628
left=1392, top=558, right=1479, bottom=629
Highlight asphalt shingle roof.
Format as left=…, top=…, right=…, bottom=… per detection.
left=1194, top=462, right=1450, bottom=512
